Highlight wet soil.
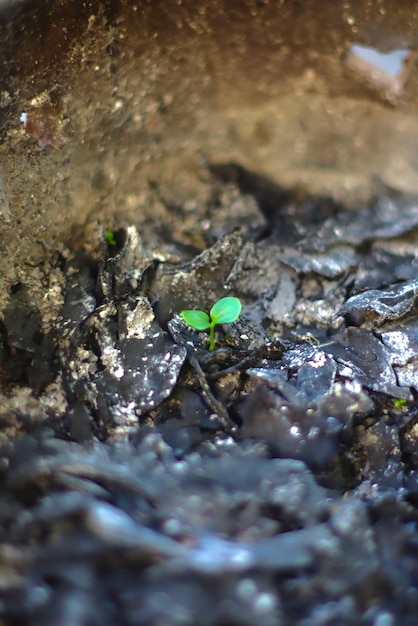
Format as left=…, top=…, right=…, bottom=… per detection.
left=2, top=169, right=418, bottom=625
left=3, top=1, right=418, bottom=625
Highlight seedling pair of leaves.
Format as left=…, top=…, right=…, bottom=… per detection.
left=181, top=297, right=242, bottom=351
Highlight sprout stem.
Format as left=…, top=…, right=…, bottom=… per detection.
left=209, top=322, right=215, bottom=351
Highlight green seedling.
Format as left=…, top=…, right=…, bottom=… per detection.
left=105, top=229, right=117, bottom=247
left=394, top=398, right=408, bottom=408
left=181, top=297, right=242, bottom=351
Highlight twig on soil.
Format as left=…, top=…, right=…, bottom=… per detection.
left=189, top=355, right=237, bottom=434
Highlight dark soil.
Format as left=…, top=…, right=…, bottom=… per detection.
left=2, top=168, right=418, bottom=625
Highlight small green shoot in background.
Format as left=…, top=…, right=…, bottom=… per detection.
left=105, top=230, right=117, bottom=247
left=181, top=297, right=242, bottom=351
left=394, top=398, right=408, bottom=408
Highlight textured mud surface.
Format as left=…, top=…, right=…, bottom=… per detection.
left=2, top=173, right=418, bottom=625
left=4, top=1, right=418, bottom=624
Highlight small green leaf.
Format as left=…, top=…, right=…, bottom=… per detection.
left=210, top=297, right=242, bottom=325
left=105, top=230, right=117, bottom=246
left=394, top=398, right=407, bottom=408
left=181, top=309, right=211, bottom=331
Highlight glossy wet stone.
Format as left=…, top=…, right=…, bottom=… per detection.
left=321, top=327, right=405, bottom=398
left=337, top=279, right=418, bottom=323
left=278, top=244, right=359, bottom=279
